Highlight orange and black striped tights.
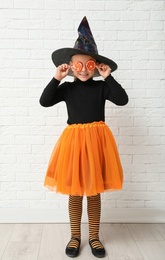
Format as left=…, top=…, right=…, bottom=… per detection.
left=68, top=193, right=104, bottom=249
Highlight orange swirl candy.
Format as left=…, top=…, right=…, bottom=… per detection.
left=72, top=62, right=83, bottom=71
left=86, top=60, right=96, bottom=71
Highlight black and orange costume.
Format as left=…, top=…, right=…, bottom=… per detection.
left=40, top=74, right=128, bottom=257
left=40, top=16, right=128, bottom=258
left=40, top=75, right=128, bottom=196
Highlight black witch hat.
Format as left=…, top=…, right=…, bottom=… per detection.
left=52, top=17, right=117, bottom=76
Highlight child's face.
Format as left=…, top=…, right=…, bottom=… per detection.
left=70, top=54, right=96, bottom=81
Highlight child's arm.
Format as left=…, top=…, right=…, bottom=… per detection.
left=104, top=75, right=129, bottom=106
left=39, top=64, right=70, bottom=107
left=96, top=63, right=111, bottom=79
left=39, top=77, right=62, bottom=107
left=96, top=63, right=128, bottom=106
left=54, top=64, right=71, bottom=81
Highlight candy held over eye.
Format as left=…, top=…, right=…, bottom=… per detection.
left=72, top=62, right=83, bottom=72
left=86, top=60, right=96, bottom=71
left=72, top=60, right=96, bottom=72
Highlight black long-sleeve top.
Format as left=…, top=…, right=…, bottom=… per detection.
left=39, top=75, right=128, bottom=125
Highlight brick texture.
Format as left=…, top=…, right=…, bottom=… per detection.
left=0, top=0, right=165, bottom=214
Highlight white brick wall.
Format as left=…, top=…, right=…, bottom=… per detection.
left=0, top=0, right=165, bottom=223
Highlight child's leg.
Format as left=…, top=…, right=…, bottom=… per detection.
left=67, top=195, right=83, bottom=248
left=87, top=193, right=104, bottom=249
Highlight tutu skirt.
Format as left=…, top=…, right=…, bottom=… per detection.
left=44, top=121, right=123, bottom=196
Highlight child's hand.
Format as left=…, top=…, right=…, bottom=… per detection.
left=96, top=63, right=111, bottom=79
left=54, top=64, right=71, bottom=81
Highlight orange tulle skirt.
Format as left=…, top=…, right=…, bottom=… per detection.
left=44, top=121, right=123, bottom=196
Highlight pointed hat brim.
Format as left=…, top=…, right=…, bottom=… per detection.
left=52, top=48, right=118, bottom=76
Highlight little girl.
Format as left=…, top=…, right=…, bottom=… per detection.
left=40, top=17, right=128, bottom=258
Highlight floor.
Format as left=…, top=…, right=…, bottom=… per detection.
left=0, top=223, right=165, bottom=260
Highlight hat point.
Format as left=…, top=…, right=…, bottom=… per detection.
left=75, top=15, right=98, bottom=54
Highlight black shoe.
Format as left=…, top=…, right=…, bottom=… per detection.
left=65, top=237, right=81, bottom=258
left=89, top=239, right=105, bottom=258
